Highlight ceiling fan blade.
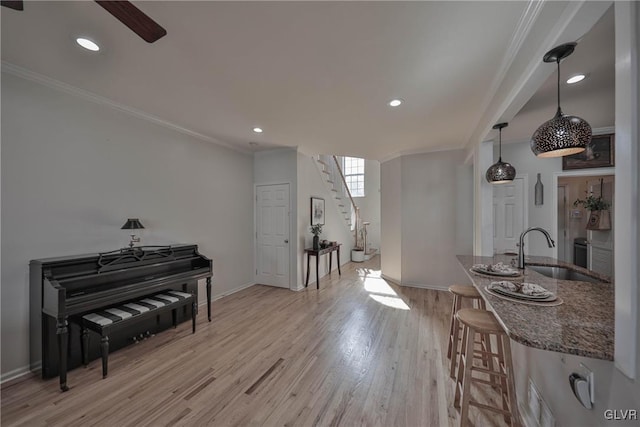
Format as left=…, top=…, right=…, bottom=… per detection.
left=95, top=1, right=166, bottom=43
left=1, top=1, right=24, bottom=11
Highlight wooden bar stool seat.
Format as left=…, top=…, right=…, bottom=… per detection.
left=454, top=308, right=520, bottom=427
left=447, top=285, right=486, bottom=379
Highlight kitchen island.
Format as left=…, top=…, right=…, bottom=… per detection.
left=457, top=255, right=614, bottom=360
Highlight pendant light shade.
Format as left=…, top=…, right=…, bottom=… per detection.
left=531, top=43, right=591, bottom=158
left=486, top=122, right=516, bottom=184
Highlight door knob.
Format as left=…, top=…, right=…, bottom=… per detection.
left=284, top=239, right=289, bottom=243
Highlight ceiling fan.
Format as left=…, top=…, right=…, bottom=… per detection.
left=1, top=0, right=167, bottom=43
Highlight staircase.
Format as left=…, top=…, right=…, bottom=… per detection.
left=314, top=155, right=377, bottom=261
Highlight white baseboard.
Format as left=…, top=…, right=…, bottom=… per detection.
left=204, top=281, right=256, bottom=305
left=1, top=364, right=36, bottom=385
left=381, top=274, right=401, bottom=286
left=399, top=282, right=449, bottom=291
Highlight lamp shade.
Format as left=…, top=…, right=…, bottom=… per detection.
left=530, top=43, right=591, bottom=158
left=121, top=218, right=145, bottom=230
left=530, top=110, right=591, bottom=158
left=486, top=122, right=515, bottom=184
left=486, top=160, right=516, bottom=184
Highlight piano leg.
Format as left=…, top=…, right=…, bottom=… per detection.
left=56, top=317, right=69, bottom=392
left=192, top=299, right=197, bottom=333
left=206, top=277, right=212, bottom=321
left=81, top=327, right=89, bottom=366
left=100, top=336, right=109, bottom=379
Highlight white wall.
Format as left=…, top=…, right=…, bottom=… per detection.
left=400, top=150, right=473, bottom=289
left=498, top=141, right=562, bottom=257
left=380, top=157, right=402, bottom=283
left=253, top=148, right=298, bottom=290
left=296, top=153, right=352, bottom=288
left=380, top=150, right=474, bottom=289
left=1, top=73, right=255, bottom=379
left=353, top=159, right=381, bottom=253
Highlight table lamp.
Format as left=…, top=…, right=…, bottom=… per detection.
left=121, top=218, right=145, bottom=248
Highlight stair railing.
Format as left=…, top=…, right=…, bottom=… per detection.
left=332, top=156, right=363, bottom=249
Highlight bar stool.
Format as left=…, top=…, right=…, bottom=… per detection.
left=454, top=308, right=520, bottom=427
left=447, top=285, right=486, bottom=379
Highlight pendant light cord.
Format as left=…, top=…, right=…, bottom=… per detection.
left=556, top=59, right=561, bottom=114
left=498, top=127, right=502, bottom=161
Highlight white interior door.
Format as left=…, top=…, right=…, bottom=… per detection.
left=256, top=184, right=290, bottom=288
left=586, top=176, right=614, bottom=277
left=493, top=178, right=525, bottom=254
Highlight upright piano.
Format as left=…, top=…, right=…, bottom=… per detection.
left=30, top=244, right=212, bottom=391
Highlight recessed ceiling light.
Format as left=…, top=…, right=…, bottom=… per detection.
left=76, top=37, right=100, bottom=52
left=566, top=74, right=586, bottom=84
left=388, top=99, right=403, bottom=107
left=253, top=127, right=263, bottom=133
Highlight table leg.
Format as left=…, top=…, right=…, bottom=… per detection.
left=206, top=277, right=212, bottom=321
left=305, top=253, right=311, bottom=287
left=337, top=247, right=341, bottom=275
left=316, top=254, right=320, bottom=289
left=329, top=250, right=333, bottom=273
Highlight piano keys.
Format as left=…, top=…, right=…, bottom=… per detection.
left=30, top=244, right=212, bottom=391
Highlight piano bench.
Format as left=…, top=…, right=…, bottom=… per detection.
left=78, top=290, right=196, bottom=379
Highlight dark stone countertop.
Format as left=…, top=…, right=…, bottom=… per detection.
left=456, top=255, right=614, bottom=360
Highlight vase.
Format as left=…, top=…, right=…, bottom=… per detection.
left=313, top=235, right=319, bottom=250
left=535, top=173, right=544, bottom=206
left=586, top=210, right=611, bottom=230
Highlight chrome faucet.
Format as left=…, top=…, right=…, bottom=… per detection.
left=517, top=227, right=555, bottom=269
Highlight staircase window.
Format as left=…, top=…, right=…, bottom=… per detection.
left=342, top=157, right=365, bottom=197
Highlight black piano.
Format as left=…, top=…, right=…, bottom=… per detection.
left=30, top=244, right=212, bottom=391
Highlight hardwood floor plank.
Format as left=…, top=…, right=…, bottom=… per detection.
left=1, top=257, right=513, bottom=427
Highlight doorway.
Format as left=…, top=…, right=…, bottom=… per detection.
left=255, top=183, right=291, bottom=288
left=493, top=177, right=527, bottom=255
left=556, top=174, right=614, bottom=277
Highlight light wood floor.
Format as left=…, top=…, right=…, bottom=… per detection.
left=1, top=257, right=508, bottom=426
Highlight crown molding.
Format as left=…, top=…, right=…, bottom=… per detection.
left=379, top=143, right=466, bottom=164
left=1, top=61, right=251, bottom=155
left=463, top=0, right=546, bottom=146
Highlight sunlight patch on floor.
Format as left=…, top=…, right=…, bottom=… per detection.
left=363, top=277, right=396, bottom=296
left=369, top=294, right=410, bottom=310
left=360, top=269, right=410, bottom=310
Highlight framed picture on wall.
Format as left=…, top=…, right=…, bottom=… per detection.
left=562, top=134, right=615, bottom=170
left=310, top=197, right=325, bottom=225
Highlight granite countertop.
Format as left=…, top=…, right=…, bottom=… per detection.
left=457, top=255, right=614, bottom=361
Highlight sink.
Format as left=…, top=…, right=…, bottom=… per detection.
left=526, top=265, right=605, bottom=283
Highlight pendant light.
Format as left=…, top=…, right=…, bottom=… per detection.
left=486, top=122, right=516, bottom=184
left=531, top=43, right=591, bottom=158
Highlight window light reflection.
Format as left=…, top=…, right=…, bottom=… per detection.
left=361, top=269, right=410, bottom=310
left=364, top=277, right=397, bottom=296
left=369, top=294, right=410, bottom=310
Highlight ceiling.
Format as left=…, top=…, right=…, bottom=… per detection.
left=1, top=2, right=612, bottom=160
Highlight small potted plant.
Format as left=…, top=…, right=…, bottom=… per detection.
left=310, top=224, right=323, bottom=250
left=573, top=193, right=611, bottom=230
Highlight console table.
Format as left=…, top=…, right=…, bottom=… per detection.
left=304, top=244, right=341, bottom=289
